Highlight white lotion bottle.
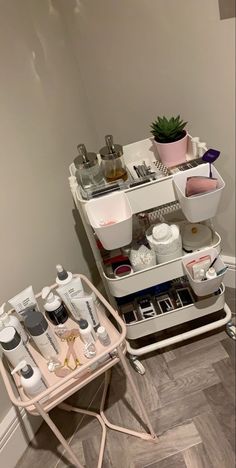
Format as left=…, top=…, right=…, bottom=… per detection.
left=0, top=327, right=36, bottom=368
left=42, top=287, right=68, bottom=326
left=78, top=319, right=95, bottom=346
left=11, top=360, right=47, bottom=398
left=55, top=265, right=84, bottom=319
left=24, top=311, right=60, bottom=360
left=0, top=303, right=28, bottom=344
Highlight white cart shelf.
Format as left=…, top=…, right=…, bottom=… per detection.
left=69, top=136, right=232, bottom=374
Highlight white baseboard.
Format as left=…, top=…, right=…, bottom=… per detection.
left=0, top=406, right=42, bottom=468
left=222, top=255, right=236, bottom=289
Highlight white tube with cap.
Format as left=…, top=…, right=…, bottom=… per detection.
left=55, top=265, right=84, bottom=319
left=8, top=286, right=38, bottom=319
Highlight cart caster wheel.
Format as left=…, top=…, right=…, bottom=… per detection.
left=129, top=358, right=146, bottom=375
left=226, top=321, right=236, bottom=340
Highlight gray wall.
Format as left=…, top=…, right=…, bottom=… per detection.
left=60, top=0, right=235, bottom=255
left=0, top=0, right=235, bottom=422
left=0, top=1, right=97, bottom=420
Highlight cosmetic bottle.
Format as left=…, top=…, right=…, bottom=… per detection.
left=97, top=326, right=111, bottom=347
left=0, top=303, right=28, bottom=344
left=11, top=360, right=47, bottom=398
left=55, top=265, right=84, bottom=319
left=78, top=319, right=95, bottom=346
left=74, top=144, right=104, bottom=189
left=99, top=135, right=128, bottom=182
left=0, top=326, right=36, bottom=368
left=206, top=267, right=217, bottom=280
left=42, top=287, right=68, bottom=326
left=72, top=294, right=100, bottom=332
left=24, top=312, right=60, bottom=360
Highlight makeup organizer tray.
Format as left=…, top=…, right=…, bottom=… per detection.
left=0, top=274, right=157, bottom=468
left=69, top=136, right=232, bottom=375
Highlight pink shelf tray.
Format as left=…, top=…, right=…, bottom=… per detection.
left=0, top=274, right=126, bottom=416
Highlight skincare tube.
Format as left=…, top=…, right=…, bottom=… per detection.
left=8, top=286, right=38, bottom=319
left=56, top=277, right=84, bottom=320
left=72, top=294, right=100, bottom=331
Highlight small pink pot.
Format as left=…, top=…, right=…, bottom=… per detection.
left=154, top=132, right=188, bottom=168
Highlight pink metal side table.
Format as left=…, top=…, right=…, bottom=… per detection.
left=0, top=274, right=157, bottom=468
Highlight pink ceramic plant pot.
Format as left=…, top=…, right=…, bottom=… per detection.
left=154, top=131, right=188, bottom=168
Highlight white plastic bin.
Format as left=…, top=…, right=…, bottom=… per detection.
left=182, top=247, right=226, bottom=296
left=85, top=192, right=133, bottom=250
left=173, top=164, right=225, bottom=222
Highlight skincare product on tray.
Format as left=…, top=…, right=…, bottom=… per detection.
left=0, top=326, right=37, bottom=368
left=24, top=312, right=60, bottom=360
left=0, top=303, right=28, bottom=343
left=55, top=265, right=84, bottom=319
left=42, top=287, right=68, bottom=326
left=11, top=360, right=47, bottom=398
left=8, top=286, right=38, bottom=319
left=97, top=326, right=111, bottom=346
left=78, top=319, right=96, bottom=346
left=72, top=294, right=100, bottom=332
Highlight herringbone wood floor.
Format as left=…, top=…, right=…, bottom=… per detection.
left=17, top=288, right=235, bottom=468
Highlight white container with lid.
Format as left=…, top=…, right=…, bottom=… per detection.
left=181, top=223, right=212, bottom=253
left=42, top=287, right=68, bottom=326
left=0, top=326, right=36, bottom=368
left=0, top=303, right=28, bottom=343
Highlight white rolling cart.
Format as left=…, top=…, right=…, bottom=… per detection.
left=69, top=136, right=232, bottom=374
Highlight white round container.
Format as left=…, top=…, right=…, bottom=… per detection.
left=181, top=223, right=212, bottom=252
left=0, top=327, right=36, bottom=368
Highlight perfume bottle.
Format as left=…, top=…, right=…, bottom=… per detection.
left=99, top=135, right=128, bottom=182
left=74, top=144, right=104, bottom=189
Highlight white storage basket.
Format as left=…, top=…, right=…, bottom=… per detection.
left=85, top=192, right=132, bottom=250
left=173, top=164, right=225, bottom=222
left=182, top=247, right=226, bottom=296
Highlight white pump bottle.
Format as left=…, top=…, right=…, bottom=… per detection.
left=0, top=303, right=28, bottom=344
left=11, top=360, right=47, bottom=398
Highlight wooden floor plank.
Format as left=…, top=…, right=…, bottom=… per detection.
left=213, top=358, right=235, bottom=403
left=168, top=343, right=228, bottom=378
left=130, top=421, right=201, bottom=468
left=204, top=383, right=236, bottom=452
left=193, top=411, right=235, bottom=468
left=145, top=451, right=186, bottom=468
left=183, top=443, right=213, bottom=468
left=151, top=391, right=210, bottom=436
left=157, top=366, right=220, bottom=405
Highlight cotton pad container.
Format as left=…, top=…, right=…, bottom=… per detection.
left=146, top=223, right=182, bottom=264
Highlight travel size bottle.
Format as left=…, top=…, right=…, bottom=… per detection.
left=97, top=326, right=111, bottom=347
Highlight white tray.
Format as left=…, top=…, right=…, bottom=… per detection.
left=125, top=284, right=225, bottom=340
left=102, top=232, right=221, bottom=298
left=70, top=136, right=197, bottom=216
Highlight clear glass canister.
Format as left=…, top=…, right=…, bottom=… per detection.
left=99, top=135, right=128, bottom=182
left=74, top=144, right=104, bottom=189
